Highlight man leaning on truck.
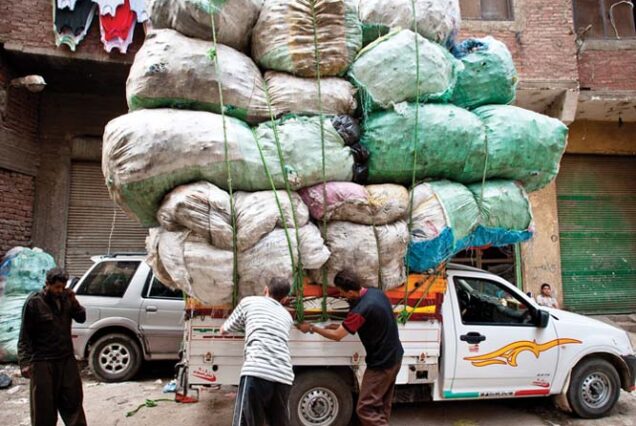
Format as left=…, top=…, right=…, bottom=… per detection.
left=220, top=277, right=294, bottom=426
left=297, top=271, right=404, bottom=426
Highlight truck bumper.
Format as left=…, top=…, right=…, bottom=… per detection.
left=621, top=354, right=636, bottom=392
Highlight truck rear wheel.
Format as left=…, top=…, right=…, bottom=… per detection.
left=567, top=358, right=620, bottom=419
left=289, top=370, right=354, bottom=426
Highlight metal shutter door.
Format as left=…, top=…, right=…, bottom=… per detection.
left=557, top=155, right=636, bottom=314
left=65, top=162, right=148, bottom=276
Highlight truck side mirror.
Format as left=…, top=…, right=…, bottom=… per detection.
left=535, top=309, right=550, bottom=328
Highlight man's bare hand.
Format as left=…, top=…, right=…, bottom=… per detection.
left=20, top=365, right=31, bottom=379
left=296, top=322, right=312, bottom=333
left=219, top=326, right=228, bottom=335
left=325, top=323, right=340, bottom=330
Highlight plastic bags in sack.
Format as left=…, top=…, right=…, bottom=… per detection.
left=309, top=221, right=408, bottom=289
left=298, top=182, right=408, bottom=225
left=0, top=294, right=30, bottom=362
left=103, top=109, right=354, bottom=226
left=450, top=37, right=517, bottom=109
left=147, top=0, right=261, bottom=50
left=127, top=30, right=359, bottom=123
left=407, top=180, right=533, bottom=272
left=0, top=248, right=56, bottom=296
left=349, top=29, right=461, bottom=112
left=474, top=105, right=568, bottom=192
left=361, top=103, right=568, bottom=192
left=357, top=0, right=461, bottom=47
left=251, top=0, right=362, bottom=77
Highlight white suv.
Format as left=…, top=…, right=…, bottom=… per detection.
left=71, top=254, right=184, bottom=382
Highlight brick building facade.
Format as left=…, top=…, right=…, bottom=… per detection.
left=0, top=0, right=634, bottom=312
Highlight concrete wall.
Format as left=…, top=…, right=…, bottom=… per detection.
left=32, top=92, right=127, bottom=266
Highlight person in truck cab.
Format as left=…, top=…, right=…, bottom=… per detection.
left=220, top=277, right=294, bottom=426
left=18, top=267, right=87, bottom=426
left=297, top=271, right=404, bottom=426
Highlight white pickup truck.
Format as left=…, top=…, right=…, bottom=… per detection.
left=176, top=263, right=635, bottom=425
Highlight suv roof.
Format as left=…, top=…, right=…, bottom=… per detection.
left=90, top=253, right=147, bottom=263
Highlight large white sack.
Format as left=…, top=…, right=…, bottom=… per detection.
left=156, top=182, right=234, bottom=250
left=251, top=0, right=362, bottom=77
left=147, top=0, right=261, bottom=50
left=357, top=0, right=461, bottom=46
left=239, top=223, right=330, bottom=297
left=309, top=221, right=407, bottom=289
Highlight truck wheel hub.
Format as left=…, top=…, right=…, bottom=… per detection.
left=581, top=372, right=611, bottom=408
left=299, top=387, right=339, bottom=425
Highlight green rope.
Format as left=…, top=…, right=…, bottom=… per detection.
left=397, top=267, right=445, bottom=325
left=402, top=0, right=422, bottom=314
left=309, top=0, right=329, bottom=322
left=125, top=399, right=175, bottom=417
left=260, top=84, right=306, bottom=321
left=208, top=0, right=239, bottom=307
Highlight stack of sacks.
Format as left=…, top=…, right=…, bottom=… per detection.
left=357, top=0, right=461, bottom=47
left=408, top=180, right=533, bottom=272
left=127, top=29, right=358, bottom=123
left=299, top=182, right=409, bottom=289
left=147, top=182, right=330, bottom=305
left=360, top=103, right=568, bottom=192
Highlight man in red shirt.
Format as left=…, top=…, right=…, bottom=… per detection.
left=297, top=271, right=404, bottom=425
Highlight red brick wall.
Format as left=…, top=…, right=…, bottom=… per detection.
left=459, top=0, right=579, bottom=83
left=0, top=168, right=35, bottom=257
left=0, top=0, right=142, bottom=60
left=578, top=49, right=636, bottom=91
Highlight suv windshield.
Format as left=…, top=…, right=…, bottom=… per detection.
left=76, top=261, right=139, bottom=297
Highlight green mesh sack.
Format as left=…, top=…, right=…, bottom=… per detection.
left=450, top=37, right=518, bottom=110
left=103, top=109, right=354, bottom=226
left=361, top=103, right=486, bottom=184
left=474, top=105, right=568, bottom=192
left=251, top=0, right=362, bottom=77
left=348, top=29, right=461, bottom=113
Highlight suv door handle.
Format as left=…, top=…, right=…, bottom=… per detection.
left=460, top=332, right=486, bottom=344
left=146, top=306, right=158, bottom=312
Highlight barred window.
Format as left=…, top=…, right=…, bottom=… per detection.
left=460, top=0, right=514, bottom=21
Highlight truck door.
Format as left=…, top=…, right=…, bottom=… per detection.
left=139, top=276, right=185, bottom=356
left=447, top=274, right=561, bottom=398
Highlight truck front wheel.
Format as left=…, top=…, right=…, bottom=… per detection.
left=289, top=370, right=354, bottom=426
left=567, top=358, right=620, bottom=418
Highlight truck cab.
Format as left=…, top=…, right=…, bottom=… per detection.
left=179, top=263, right=636, bottom=425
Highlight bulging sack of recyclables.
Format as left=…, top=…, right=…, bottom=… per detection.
left=127, top=30, right=358, bottom=123
left=349, top=29, right=461, bottom=112
left=407, top=180, right=533, bottom=272
left=251, top=0, right=362, bottom=77
left=357, top=0, right=461, bottom=47
left=102, top=109, right=354, bottom=226
left=147, top=0, right=262, bottom=51
left=361, top=103, right=568, bottom=192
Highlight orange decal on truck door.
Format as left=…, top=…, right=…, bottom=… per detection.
left=464, top=338, right=582, bottom=367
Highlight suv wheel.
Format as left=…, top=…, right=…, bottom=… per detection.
left=89, top=333, right=142, bottom=382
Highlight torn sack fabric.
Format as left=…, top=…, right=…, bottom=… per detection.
left=92, top=0, right=125, bottom=16
left=129, top=0, right=149, bottom=22
left=54, top=0, right=97, bottom=51
left=98, top=0, right=137, bottom=52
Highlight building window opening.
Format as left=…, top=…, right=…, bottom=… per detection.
left=460, top=0, right=514, bottom=21
left=573, top=0, right=636, bottom=39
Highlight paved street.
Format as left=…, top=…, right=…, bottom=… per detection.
left=1, top=362, right=635, bottom=426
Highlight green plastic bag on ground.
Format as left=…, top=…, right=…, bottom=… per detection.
left=450, top=37, right=518, bottom=109
left=361, top=103, right=567, bottom=191
left=349, top=29, right=461, bottom=113
left=103, top=109, right=354, bottom=226
left=474, top=105, right=568, bottom=192
left=0, top=294, right=30, bottom=362
left=251, top=0, right=362, bottom=77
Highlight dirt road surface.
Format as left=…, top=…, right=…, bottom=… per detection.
left=1, top=362, right=635, bottom=426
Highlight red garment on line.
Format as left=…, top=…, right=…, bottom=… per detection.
left=99, top=0, right=136, bottom=41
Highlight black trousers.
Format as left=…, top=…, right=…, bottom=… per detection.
left=232, top=375, right=292, bottom=426
left=30, top=357, right=87, bottom=426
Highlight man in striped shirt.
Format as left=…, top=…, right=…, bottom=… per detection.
left=220, top=278, right=294, bottom=426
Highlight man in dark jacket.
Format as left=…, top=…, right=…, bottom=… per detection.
left=297, top=271, right=404, bottom=426
left=18, top=267, right=87, bottom=426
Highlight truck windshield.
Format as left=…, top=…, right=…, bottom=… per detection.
left=76, top=261, right=139, bottom=298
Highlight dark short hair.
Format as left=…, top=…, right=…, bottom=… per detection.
left=334, top=271, right=361, bottom=292
left=268, top=278, right=291, bottom=302
left=46, top=267, right=68, bottom=285
left=541, top=283, right=551, bottom=290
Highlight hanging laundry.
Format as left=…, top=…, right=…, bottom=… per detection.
left=54, top=0, right=97, bottom=51
left=129, top=0, right=149, bottom=23
left=98, top=0, right=137, bottom=53
left=92, top=0, right=125, bottom=16
left=57, top=0, right=80, bottom=10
